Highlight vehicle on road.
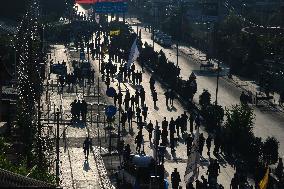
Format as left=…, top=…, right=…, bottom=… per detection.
left=50, top=62, right=67, bottom=76
left=152, top=30, right=172, bottom=48
left=117, top=154, right=167, bottom=189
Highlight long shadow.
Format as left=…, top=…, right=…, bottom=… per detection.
left=83, top=159, right=91, bottom=172
left=170, top=105, right=177, bottom=112
left=193, top=70, right=227, bottom=77
left=164, top=150, right=171, bottom=160
left=167, top=106, right=173, bottom=112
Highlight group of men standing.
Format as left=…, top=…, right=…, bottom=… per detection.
left=70, top=99, right=88, bottom=122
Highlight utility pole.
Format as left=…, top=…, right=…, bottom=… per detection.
left=117, top=74, right=122, bottom=146
left=176, top=42, right=179, bottom=67
left=97, top=77, right=100, bottom=146
left=37, top=96, right=42, bottom=170
left=215, top=60, right=220, bottom=105
left=215, top=0, right=221, bottom=105
left=152, top=4, right=156, bottom=50
left=56, top=110, right=60, bottom=186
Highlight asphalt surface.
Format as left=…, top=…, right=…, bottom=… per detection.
left=127, top=17, right=284, bottom=158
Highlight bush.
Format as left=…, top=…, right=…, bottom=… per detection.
left=224, top=104, right=255, bottom=155
left=263, top=137, right=279, bottom=165
left=203, top=104, right=224, bottom=131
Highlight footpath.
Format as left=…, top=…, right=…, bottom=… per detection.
left=41, top=44, right=114, bottom=189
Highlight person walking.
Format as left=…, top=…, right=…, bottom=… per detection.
left=130, top=95, right=135, bottom=110
left=81, top=99, right=88, bottom=123
left=158, top=144, right=166, bottom=165
left=213, top=133, right=221, bottom=155
left=135, top=89, right=140, bottom=107
left=181, top=111, right=188, bottom=135
left=186, top=134, right=194, bottom=157
left=70, top=99, right=77, bottom=122
left=155, top=126, right=161, bottom=146
left=136, top=106, right=141, bottom=123
left=162, top=117, right=169, bottom=131
left=117, top=91, right=123, bottom=107
left=152, top=90, right=158, bottom=108
left=171, top=168, right=181, bottom=189
left=161, top=127, right=168, bottom=146
left=175, top=116, right=181, bottom=138
left=189, top=113, right=194, bottom=133
left=142, top=104, right=148, bottom=122
left=199, top=133, right=205, bottom=156
left=206, top=135, right=212, bottom=156
left=146, top=120, right=154, bottom=143
left=135, top=131, right=143, bottom=153
left=121, top=111, right=127, bottom=132
left=170, top=89, right=175, bottom=106
left=169, top=118, right=176, bottom=152
left=127, top=107, right=133, bottom=131
left=83, top=137, right=92, bottom=160
left=164, top=89, right=170, bottom=107
left=140, top=87, right=146, bottom=106
left=150, top=75, right=155, bottom=91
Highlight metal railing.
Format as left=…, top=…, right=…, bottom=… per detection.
left=0, top=168, right=57, bottom=188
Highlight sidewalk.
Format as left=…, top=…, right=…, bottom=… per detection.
left=42, top=44, right=106, bottom=189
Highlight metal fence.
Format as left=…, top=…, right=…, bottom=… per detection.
left=0, top=168, right=57, bottom=188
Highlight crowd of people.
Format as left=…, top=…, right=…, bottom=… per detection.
left=57, top=16, right=282, bottom=189
left=70, top=99, right=88, bottom=123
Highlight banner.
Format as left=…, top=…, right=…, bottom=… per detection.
left=259, top=168, right=269, bottom=189
left=184, top=127, right=200, bottom=183
left=76, top=0, right=95, bottom=4
left=110, top=30, right=120, bottom=36
left=127, top=38, right=139, bottom=69
left=94, top=1, right=128, bottom=13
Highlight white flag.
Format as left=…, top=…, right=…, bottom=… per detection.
left=127, top=38, right=139, bottom=69
left=184, top=127, right=200, bottom=183
left=95, top=13, right=100, bottom=24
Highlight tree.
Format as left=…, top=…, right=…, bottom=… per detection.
left=224, top=105, right=255, bottom=154
left=199, top=89, right=211, bottom=110
left=263, top=137, right=279, bottom=165
left=203, top=104, right=224, bottom=131
left=220, top=11, right=242, bottom=37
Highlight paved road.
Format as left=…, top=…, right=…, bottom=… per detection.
left=127, top=18, right=284, bottom=157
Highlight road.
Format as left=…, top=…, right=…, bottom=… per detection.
left=75, top=5, right=280, bottom=188
left=127, top=17, right=284, bottom=157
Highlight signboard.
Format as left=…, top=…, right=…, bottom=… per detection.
left=106, top=87, right=116, bottom=97
left=76, top=0, right=95, bottom=4
left=110, top=30, right=120, bottom=36
left=105, top=105, right=117, bottom=117
left=94, top=1, right=128, bottom=13
left=80, top=51, right=85, bottom=60
left=76, top=0, right=126, bottom=4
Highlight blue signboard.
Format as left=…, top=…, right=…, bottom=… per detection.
left=80, top=51, right=85, bottom=60
left=94, top=2, right=128, bottom=13
left=105, top=105, right=117, bottom=117
left=106, top=87, right=116, bottom=97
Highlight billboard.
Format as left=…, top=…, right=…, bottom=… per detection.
left=76, top=0, right=95, bottom=4
left=94, top=1, right=128, bottom=13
